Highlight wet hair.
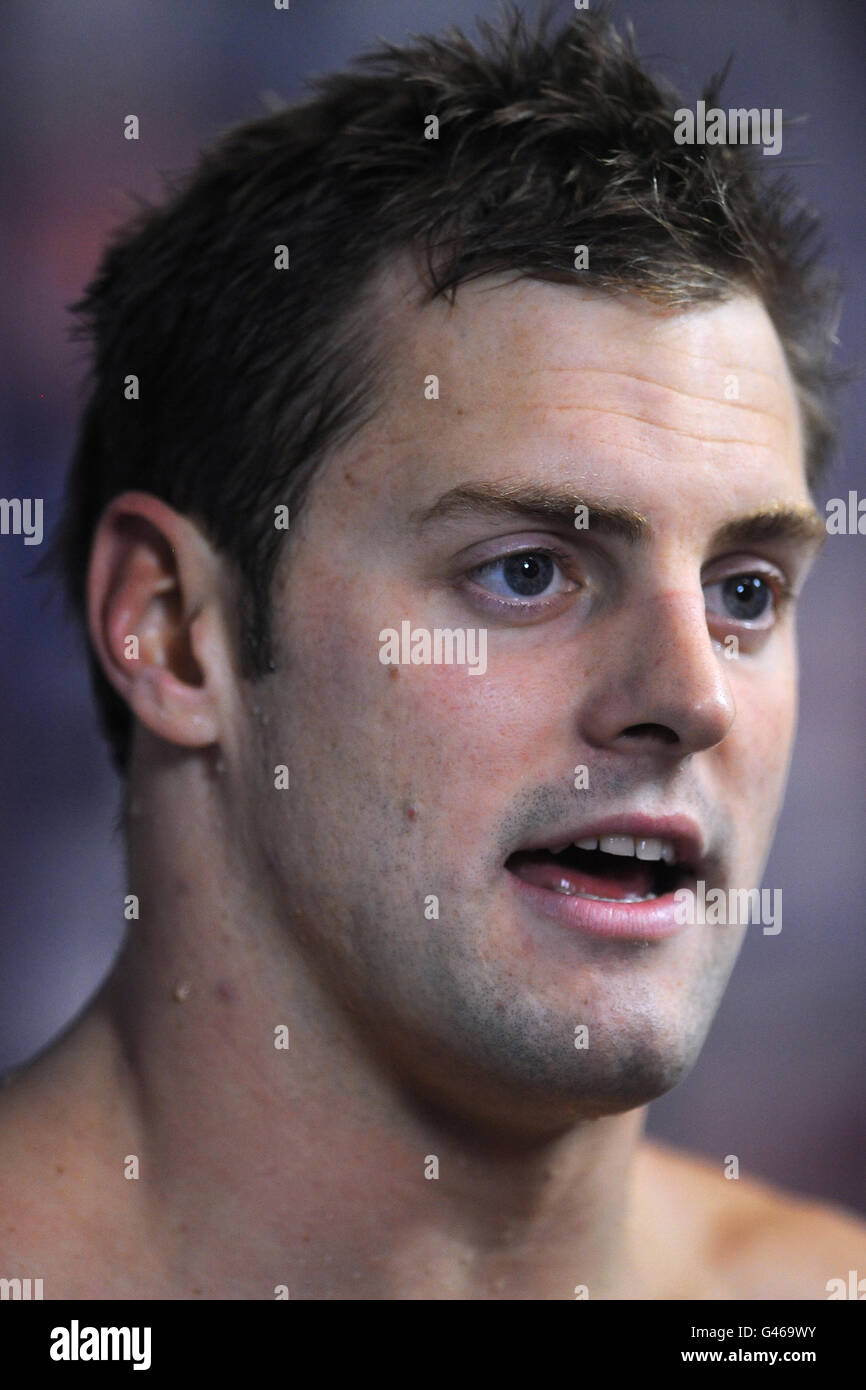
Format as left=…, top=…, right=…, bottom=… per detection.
left=50, top=2, right=841, bottom=772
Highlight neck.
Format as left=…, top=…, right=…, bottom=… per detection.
left=79, top=761, right=652, bottom=1299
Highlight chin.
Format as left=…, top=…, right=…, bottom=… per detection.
left=402, top=1009, right=708, bottom=1140
left=558, top=1042, right=701, bottom=1120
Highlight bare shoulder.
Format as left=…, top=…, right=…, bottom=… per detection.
left=639, top=1138, right=866, bottom=1300
left=0, top=1031, right=155, bottom=1299
left=0, top=1055, right=95, bottom=1276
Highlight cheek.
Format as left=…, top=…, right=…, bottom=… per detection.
left=307, top=641, right=551, bottom=862
left=384, top=652, right=561, bottom=761
left=726, top=661, right=798, bottom=832
left=364, top=658, right=567, bottom=866
left=270, top=570, right=506, bottom=828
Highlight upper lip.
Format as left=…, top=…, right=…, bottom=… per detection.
left=507, top=813, right=708, bottom=875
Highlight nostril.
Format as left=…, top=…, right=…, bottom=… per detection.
left=621, top=723, right=679, bottom=745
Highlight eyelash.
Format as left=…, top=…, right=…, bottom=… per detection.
left=463, top=545, right=580, bottom=613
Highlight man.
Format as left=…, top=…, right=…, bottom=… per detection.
left=2, top=7, right=863, bottom=1299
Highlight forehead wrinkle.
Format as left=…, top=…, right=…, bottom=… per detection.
left=430, top=383, right=792, bottom=449
left=540, top=405, right=787, bottom=452
left=632, top=342, right=790, bottom=386
left=527, top=366, right=793, bottom=426
left=580, top=433, right=786, bottom=473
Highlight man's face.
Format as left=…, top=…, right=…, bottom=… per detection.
left=233, top=274, right=818, bottom=1133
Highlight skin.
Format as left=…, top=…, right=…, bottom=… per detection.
left=1, top=270, right=863, bottom=1300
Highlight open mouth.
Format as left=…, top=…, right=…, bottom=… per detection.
left=505, top=836, right=692, bottom=904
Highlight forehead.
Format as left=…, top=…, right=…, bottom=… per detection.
left=348, top=268, right=805, bottom=502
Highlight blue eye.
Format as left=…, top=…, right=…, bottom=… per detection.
left=705, top=573, right=778, bottom=626
left=471, top=550, right=572, bottom=601
left=724, top=575, right=770, bottom=620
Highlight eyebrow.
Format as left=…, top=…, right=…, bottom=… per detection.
left=710, top=506, right=827, bottom=552
left=411, top=482, right=826, bottom=553
left=411, top=483, right=649, bottom=542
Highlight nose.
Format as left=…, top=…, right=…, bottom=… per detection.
left=579, top=588, right=736, bottom=757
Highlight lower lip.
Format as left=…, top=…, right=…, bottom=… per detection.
left=506, top=870, right=692, bottom=941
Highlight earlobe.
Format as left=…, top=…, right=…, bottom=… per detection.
left=86, top=492, right=224, bottom=753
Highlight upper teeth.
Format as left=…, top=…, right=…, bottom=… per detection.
left=572, top=835, right=676, bottom=864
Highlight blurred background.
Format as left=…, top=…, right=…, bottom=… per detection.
left=1, top=0, right=863, bottom=1214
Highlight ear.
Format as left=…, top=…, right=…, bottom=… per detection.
left=86, top=491, right=233, bottom=754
